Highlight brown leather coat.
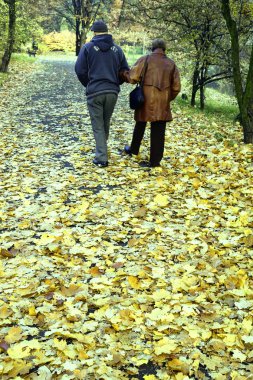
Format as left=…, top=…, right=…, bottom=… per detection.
left=129, top=49, right=181, bottom=122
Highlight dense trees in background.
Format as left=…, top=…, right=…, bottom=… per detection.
left=122, top=0, right=253, bottom=142
left=0, top=0, right=252, bottom=142
left=122, top=0, right=252, bottom=110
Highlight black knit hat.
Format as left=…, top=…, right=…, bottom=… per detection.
left=90, top=20, right=108, bottom=33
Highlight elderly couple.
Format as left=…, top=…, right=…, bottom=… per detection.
left=75, top=20, right=181, bottom=168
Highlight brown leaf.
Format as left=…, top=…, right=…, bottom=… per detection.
left=61, top=284, right=82, bottom=297
left=0, top=340, right=10, bottom=351
left=112, top=262, right=124, bottom=269
left=89, top=266, right=104, bottom=276
left=128, top=238, right=139, bottom=247
left=133, top=207, right=147, bottom=218
left=244, top=235, right=253, bottom=247
left=45, top=292, right=54, bottom=300
left=0, top=248, right=16, bottom=258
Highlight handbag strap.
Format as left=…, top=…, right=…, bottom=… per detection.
left=139, top=55, right=149, bottom=87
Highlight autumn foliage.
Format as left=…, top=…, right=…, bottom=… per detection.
left=0, top=56, right=252, bottom=379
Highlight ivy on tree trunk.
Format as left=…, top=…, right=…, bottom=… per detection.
left=0, top=0, right=16, bottom=73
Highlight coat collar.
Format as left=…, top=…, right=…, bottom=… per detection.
left=151, top=48, right=166, bottom=55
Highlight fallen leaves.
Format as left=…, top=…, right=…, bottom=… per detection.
left=0, top=57, right=252, bottom=379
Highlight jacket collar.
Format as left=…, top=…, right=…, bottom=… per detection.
left=151, top=48, right=166, bottom=55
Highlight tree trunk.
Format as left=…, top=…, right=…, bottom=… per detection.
left=75, top=18, right=81, bottom=55
left=74, top=0, right=93, bottom=54
left=241, top=42, right=253, bottom=143
left=200, top=84, right=205, bottom=110
left=0, top=0, right=16, bottom=73
left=191, top=63, right=200, bottom=107
left=191, top=86, right=198, bottom=107
left=199, top=65, right=207, bottom=110
left=221, top=0, right=253, bottom=144
left=73, top=0, right=81, bottom=55
left=80, top=28, right=87, bottom=46
left=241, top=105, right=253, bottom=143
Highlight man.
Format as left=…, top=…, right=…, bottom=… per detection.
left=75, top=20, right=129, bottom=167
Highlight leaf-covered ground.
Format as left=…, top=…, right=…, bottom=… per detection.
left=0, top=57, right=253, bottom=380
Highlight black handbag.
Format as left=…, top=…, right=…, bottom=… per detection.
left=129, top=56, right=149, bottom=110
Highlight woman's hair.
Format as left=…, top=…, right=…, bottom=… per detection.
left=151, top=39, right=166, bottom=51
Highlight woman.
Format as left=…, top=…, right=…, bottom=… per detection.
left=124, top=39, right=181, bottom=167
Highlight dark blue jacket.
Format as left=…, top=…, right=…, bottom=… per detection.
left=75, top=34, right=129, bottom=98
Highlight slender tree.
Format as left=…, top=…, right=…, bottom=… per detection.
left=221, top=0, right=253, bottom=143
left=0, top=0, right=16, bottom=72
left=74, top=0, right=111, bottom=55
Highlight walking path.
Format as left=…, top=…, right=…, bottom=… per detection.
left=0, top=58, right=252, bottom=379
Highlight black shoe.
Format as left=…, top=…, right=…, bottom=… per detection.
left=123, top=145, right=132, bottom=156
left=139, top=161, right=161, bottom=168
left=139, top=160, right=151, bottom=167
left=93, top=158, right=108, bottom=167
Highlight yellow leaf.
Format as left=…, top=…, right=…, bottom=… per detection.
left=128, top=238, right=139, bottom=247
left=188, top=329, right=199, bottom=339
left=223, top=334, right=237, bottom=346
left=29, top=306, right=37, bottom=316
left=232, top=349, right=247, bottom=362
left=5, top=326, right=23, bottom=344
left=53, top=338, right=67, bottom=351
left=7, top=361, right=32, bottom=377
left=167, top=358, right=189, bottom=374
left=0, top=262, right=4, bottom=276
left=154, top=337, right=178, bottom=355
left=154, top=194, right=168, bottom=207
left=7, top=344, right=30, bottom=359
left=0, top=304, right=12, bottom=319
left=80, top=200, right=89, bottom=211
left=192, top=178, right=201, bottom=189
left=174, top=374, right=189, bottom=380
left=64, top=344, right=78, bottom=359
left=128, top=276, right=140, bottom=289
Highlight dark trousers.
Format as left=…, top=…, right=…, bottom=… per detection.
left=130, top=121, right=166, bottom=165
left=87, top=93, right=118, bottom=162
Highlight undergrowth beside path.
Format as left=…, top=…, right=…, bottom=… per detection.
left=0, top=58, right=252, bottom=380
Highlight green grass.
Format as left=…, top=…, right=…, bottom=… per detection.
left=176, top=87, right=239, bottom=122
left=11, top=53, right=37, bottom=63
left=126, top=52, right=142, bottom=66
left=204, top=88, right=239, bottom=120
left=124, top=45, right=144, bottom=66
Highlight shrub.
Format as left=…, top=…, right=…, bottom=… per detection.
left=41, top=31, right=75, bottom=52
